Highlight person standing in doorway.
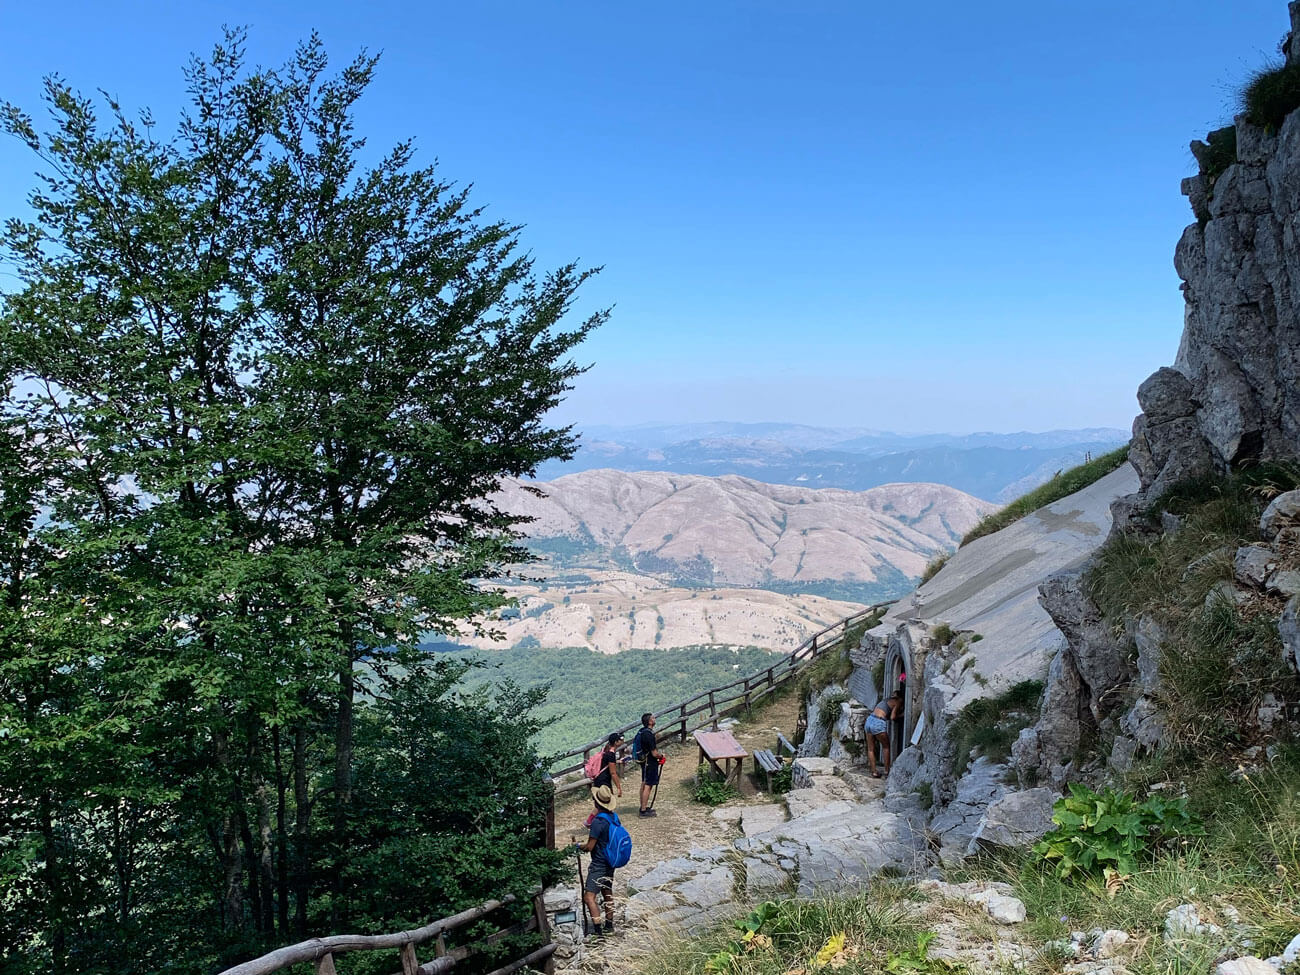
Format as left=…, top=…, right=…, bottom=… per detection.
left=635, top=713, right=664, bottom=817
left=865, top=693, right=901, bottom=779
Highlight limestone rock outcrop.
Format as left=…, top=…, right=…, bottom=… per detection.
left=1131, top=4, right=1300, bottom=493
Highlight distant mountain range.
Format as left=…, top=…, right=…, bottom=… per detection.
left=494, top=470, right=996, bottom=605
left=535, top=424, right=1129, bottom=502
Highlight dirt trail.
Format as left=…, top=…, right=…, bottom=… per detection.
left=552, top=690, right=801, bottom=885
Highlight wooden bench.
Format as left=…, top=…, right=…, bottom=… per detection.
left=753, top=749, right=782, bottom=791
left=776, top=733, right=796, bottom=758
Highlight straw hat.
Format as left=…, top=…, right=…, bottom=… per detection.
left=592, top=784, right=616, bottom=811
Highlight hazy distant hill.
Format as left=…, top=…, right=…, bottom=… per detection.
left=495, top=470, right=996, bottom=602
left=534, top=424, right=1127, bottom=502
left=455, top=471, right=995, bottom=654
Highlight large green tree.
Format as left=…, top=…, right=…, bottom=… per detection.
left=0, top=30, right=597, bottom=973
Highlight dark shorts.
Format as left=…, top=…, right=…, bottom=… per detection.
left=584, top=860, right=614, bottom=894
left=641, top=760, right=661, bottom=786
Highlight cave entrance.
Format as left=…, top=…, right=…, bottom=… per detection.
left=883, top=642, right=914, bottom=759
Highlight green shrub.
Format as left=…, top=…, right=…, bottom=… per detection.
left=1034, top=783, right=1204, bottom=878
left=916, top=781, right=934, bottom=810
left=818, top=690, right=851, bottom=734
left=947, top=680, right=1043, bottom=775
left=1198, top=125, right=1238, bottom=182
left=1242, top=58, right=1300, bottom=131
left=920, top=553, right=951, bottom=586
left=931, top=623, right=953, bottom=647
left=692, top=766, right=740, bottom=806
left=886, top=931, right=964, bottom=975
left=961, top=446, right=1130, bottom=547
left=770, top=762, right=794, bottom=794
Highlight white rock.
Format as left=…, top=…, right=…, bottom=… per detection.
left=1216, top=957, right=1280, bottom=975
left=1092, top=929, right=1131, bottom=959
left=1165, top=903, right=1225, bottom=942
left=1282, top=932, right=1300, bottom=963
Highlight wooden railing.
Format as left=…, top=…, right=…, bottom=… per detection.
left=548, top=601, right=891, bottom=796
left=219, top=890, right=554, bottom=975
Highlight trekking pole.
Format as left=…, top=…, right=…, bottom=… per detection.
left=571, top=835, right=592, bottom=936
left=648, top=756, right=664, bottom=811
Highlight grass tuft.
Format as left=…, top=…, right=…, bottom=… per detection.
left=961, top=446, right=1130, bottom=547
left=1085, top=466, right=1300, bottom=743
left=948, top=680, right=1043, bottom=775
left=1242, top=57, right=1300, bottom=132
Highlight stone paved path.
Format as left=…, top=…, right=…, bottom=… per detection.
left=570, top=759, right=929, bottom=975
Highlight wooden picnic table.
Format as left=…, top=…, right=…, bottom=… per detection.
left=695, top=730, right=749, bottom=785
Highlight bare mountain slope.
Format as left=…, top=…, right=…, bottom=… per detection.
left=495, top=470, right=996, bottom=589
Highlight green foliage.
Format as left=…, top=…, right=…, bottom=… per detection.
left=693, top=766, right=740, bottom=806
left=931, top=623, right=953, bottom=646
left=0, top=31, right=598, bottom=972
left=770, top=762, right=795, bottom=794
left=818, top=690, right=851, bottom=734
left=1033, top=783, right=1203, bottom=878
left=916, top=781, right=934, bottom=810
left=1241, top=58, right=1300, bottom=131
left=961, top=446, right=1130, bottom=547
left=1196, top=125, right=1238, bottom=209
left=442, top=644, right=779, bottom=761
left=705, top=901, right=783, bottom=972
left=798, top=645, right=853, bottom=700
left=947, top=680, right=1043, bottom=775
left=919, top=553, right=951, bottom=586
left=642, top=888, right=919, bottom=975
left=886, top=931, right=964, bottom=975
left=1085, top=467, right=1300, bottom=742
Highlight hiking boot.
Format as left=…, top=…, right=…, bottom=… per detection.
left=639, top=808, right=657, bottom=817
left=602, top=920, right=614, bottom=935
left=590, top=921, right=605, bottom=938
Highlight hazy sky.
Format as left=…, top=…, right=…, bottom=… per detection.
left=0, top=2, right=1289, bottom=433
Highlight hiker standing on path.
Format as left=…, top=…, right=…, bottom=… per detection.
left=575, top=785, right=620, bottom=936
left=592, top=732, right=623, bottom=799
left=635, top=713, right=664, bottom=817
left=865, top=693, right=901, bottom=779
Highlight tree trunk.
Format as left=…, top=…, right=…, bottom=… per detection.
left=332, top=651, right=355, bottom=927
left=293, top=721, right=310, bottom=937
left=274, top=724, right=289, bottom=936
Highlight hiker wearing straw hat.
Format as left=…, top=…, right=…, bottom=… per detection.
left=574, top=784, right=627, bottom=936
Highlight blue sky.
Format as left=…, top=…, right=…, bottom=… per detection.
left=0, top=1, right=1288, bottom=433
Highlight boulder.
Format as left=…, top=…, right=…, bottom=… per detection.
left=1268, top=570, right=1300, bottom=598
left=1131, top=614, right=1166, bottom=696
left=1234, top=544, right=1276, bottom=588
left=1262, top=491, right=1300, bottom=541
left=967, top=787, right=1058, bottom=851
left=1137, top=367, right=1196, bottom=422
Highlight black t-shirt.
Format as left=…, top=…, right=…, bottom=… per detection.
left=588, top=813, right=611, bottom=868
left=635, top=727, right=657, bottom=762
left=592, top=748, right=616, bottom=787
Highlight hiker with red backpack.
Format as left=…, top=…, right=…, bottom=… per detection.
left=586, top=732, right=623, bottom=800
left=574, top=784, right=631, bottom=937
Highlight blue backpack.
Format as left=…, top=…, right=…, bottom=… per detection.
left=596, top=812, right=632, bottom=868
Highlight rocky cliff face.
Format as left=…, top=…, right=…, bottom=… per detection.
left=1132, top=3, right=1300, bottom=496
left=818, top=3, right=1300, bottom=872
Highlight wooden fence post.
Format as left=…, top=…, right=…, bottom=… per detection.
left=542, top=772, right=556, bottom=851
left=315, top=954, right=337, bottom=975
left=708, top=690, right=717, bottom=730
left=400, top=943, right=419, bottom=975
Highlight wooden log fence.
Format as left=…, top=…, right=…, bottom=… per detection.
left=548, top=600, right=891, bottom=795
left=218, top=889, right=554, bottom=975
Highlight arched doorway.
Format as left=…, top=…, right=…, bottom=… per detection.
left=883, top=641, right=914, bottom=759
